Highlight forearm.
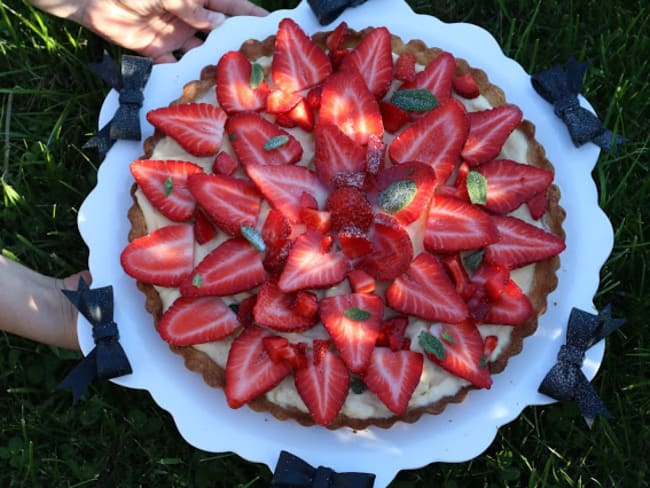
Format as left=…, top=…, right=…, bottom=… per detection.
left=0, top=256, right=80, bottom=350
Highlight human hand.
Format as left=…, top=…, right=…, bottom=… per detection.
left=31, top=0, right=269, bottom=63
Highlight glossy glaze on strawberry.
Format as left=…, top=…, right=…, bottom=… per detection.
left=124, top=19, right=565, bottom=427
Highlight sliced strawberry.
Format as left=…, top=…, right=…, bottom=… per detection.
left=339, top=26, right=393, bottom=99
left=188, top=173, right=262, bottom=236
left=121, top=224, right=194, bottom=287
left=253, top=280, right=318, bottom=332
left=363, top=347, right=423, bottom=415
left=312, top=123, right=367, bottom=188
left=180, top=238, right=267, bottom=296
left=483, top=335, right=499, bottom=357
left=277, top=231, right=349, bottom=293
left=483, top=279, right=533, bottom=325
left=419, top=319, right=492, bottom=389
left=147, top=103, right=227, bottom=157
left=461, top=104, right=523, bottom=166
left=326, top=186, right=373, bottom=232
left=476, top=159, right=554, bottom=215
left=337, top=228, right=373, bottom=258
left=452, top=72, right=480, bottom=99
left=245, top=162, right=328, bottom=224
left=466, top=263, right=509, bottom=321
left=193, top=208, right=217, bottom=245
left=319, top=293, right=384, bottom=374
left=272, top=18, right=332, bottom=93
left=358, top=213, right=413, bottom=281
left=294, top=340, right=349, bottom=426
left=225, top=326, right=293, bottom=409
left=375, top=316, right=411, bottom=351
left=365, top=134, right=385, bottom=176
left=212, top=151, right=238, bottom=176
left=399, top=51, right=455, bottom=104
left=130, top=159, right=203, bottom=222
left=236, top=295, right=257, bottom=327
left=386, top=252, right=469, bottom=323
left=423, top=194, right=499, bottom=253
left=379, top=101, right=410, bottom=134
left=371, top=161, right=437, bottom=226
left=306, top=85, right=322, bottom=110
left=300, top=207, right=332, bottom=234
left=226, top=111, right=303, bottom=166
left=216, top=51, right=270, bottom=114
left=395, top=52, right=416, bottom=82
left=484, top=215, right=565, bottom=269
left=319, top=66, right=383, bottom=146
left=284, top=98, right=315, bottom=132
left=526, top=190, right=549, bottom=220
left=292, top=291, right=319, bottom=320
left=441, top=253, right=475, bottom=299
left=325, top=21, right=349, bottom=66
left=158, top=296, right=240, bottom=346
left=266, top=89, right=302, bottom=114
left=263, top=335, right=308, bottom=369
left=347, top=269, right=375, bottom=294
left=389, top=98, right=469, bottom=184
left=261, top=208, right=292, bottom=257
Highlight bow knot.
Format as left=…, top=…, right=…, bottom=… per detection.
left=84, top=52, right=152, bottom=159
left=539, top=305, right=624, bottom=426
left=58, top=277, right=132, bottom=403
left=271, top=450, right=375, bottom=487
left=531, top=57, right=625, bottom=151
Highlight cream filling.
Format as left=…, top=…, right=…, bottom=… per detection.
left=134, top=56, right=547, bottom=420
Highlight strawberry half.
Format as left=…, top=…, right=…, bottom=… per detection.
left=399, top=51, right=455, bottom=104
left=277, top=231, right=349, bottom=293
left=395, top=52, right=416, bottom=82
left=319, top=293, right=384, bottom=374
left=272, top=18, right=332, bottom=93
left=419, top=319, right=492, bottom=389
left=339, top=26, right=393, bottom=99
left=476, top=159, right=554, bottom=215
left=225, top=326, right=293, bottom=409
left=158, top=296, right=240, bottom=346
left=294, top=340, right=349, bottom=426
left=363, top=347, right=424, bottom=415
left=386, top=252, right=469, bottom=323
left=326, top=186, right=373, bottom=232
left=216, top=51, right=270, bottom=114
left=461, top=104, right=523, bottom=166
left=424, top=194, right=499, bottom=253
left=484, top=215, right=566, bottom=269
left=358, top=213, right=413, bottom=281
left=187, top=172, right=262, bottom=236
left=263, top=335, right=308, bottom=369
left=180, top=238, right=267, bottom=296
left=253, top=280, right=318, bottom=332
left=389, top=98, right=469, bottom=184
left=319, top=66, right=383, bottom=146
left=121, top=224, right=194, bottom=287
left=130, top=159, right=203, bottom=222
left=452, top=72, right=480, bottom=99
left=146, top=103, right=227, bottom=157
left=371, top=161, right=437, bottom=226
left=312, top=122, right=367, bottom=188
left=245, top=162, right=328, bottom=224
left=193, top=208, right=217, bottom=245
left=226, top=111, right=303, bottom=166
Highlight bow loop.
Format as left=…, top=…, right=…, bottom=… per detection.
left=271, top=450, right=375, bottom=487
left=58, top=277, right=132, bottom=403
left=539, top=306, right=623, bottom=426
left=84, top=52, right=152, bottom=159
left=531, top=57, right=625, bottom=151
left=307, top=0, right=367, bottom=25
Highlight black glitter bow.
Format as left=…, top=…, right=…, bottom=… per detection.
left=531, top=57, right=625, bottom=151
left=84, top=52, right=153, bottom=159
left=539, top=305, right=624, bottom=427
left=307, top=0, right=368, bottom=25
left=271, top=450, right=375, bottom=487
left=58, top=277, right=132, bottom=404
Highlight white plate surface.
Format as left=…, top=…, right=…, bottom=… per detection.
left=77, top=1, right=613, bottom=486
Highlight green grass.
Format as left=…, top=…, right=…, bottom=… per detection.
left=1, top=0, right=648, bottom=486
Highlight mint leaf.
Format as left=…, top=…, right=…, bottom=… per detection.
left=466, top=171, right=487, bottom=205
left=377, top=180, right=417, bottom=214
left=263, top=135, right=289, bottom=151
left=250, top=63, right=264, bottom=89
left=240, top=225, right=266, bottom=252
left=462, top=249, right=484, bottom=274
left=390, top=89, right=438, bottom=112
left=164, top=176, right=174, bottom=196
left=344, top=307, right=371, bottom=321
left=192, top=273, right=202, bottom=288
left=418, top=331, right=445, bottom=360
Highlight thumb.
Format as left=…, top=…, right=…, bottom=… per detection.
left=164, top=1, right=226, bottom=31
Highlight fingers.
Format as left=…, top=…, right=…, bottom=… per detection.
left=205, top=0, right=269, bottom=17
left=163, top=0, right=226, bottom=31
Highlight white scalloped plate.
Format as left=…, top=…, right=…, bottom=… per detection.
left=77, top=1, right=613, bottom=486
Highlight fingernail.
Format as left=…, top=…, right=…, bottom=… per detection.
left=207, top=12, right=226, bottom=29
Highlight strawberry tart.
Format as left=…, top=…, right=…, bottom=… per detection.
left=120, top=18, right=566, bottom=429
